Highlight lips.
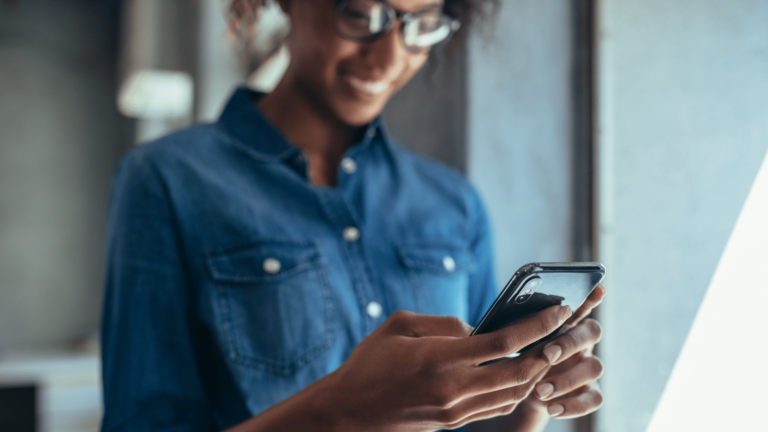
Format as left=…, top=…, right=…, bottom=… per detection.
left=344, top=74, right=389, bottom=95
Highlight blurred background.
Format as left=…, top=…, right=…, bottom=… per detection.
left=0, top=0, right=766, bottom=431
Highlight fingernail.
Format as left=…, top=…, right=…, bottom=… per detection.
left=560, top=305, right=573, bottom=321
left=543, top=345, right=562, bottom=363
left=536, top=382, right=554, bottom=399
left=548, top=404, right=565, bottom=417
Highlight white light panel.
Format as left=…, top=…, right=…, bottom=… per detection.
left=647, top=150, right=768, bottom=431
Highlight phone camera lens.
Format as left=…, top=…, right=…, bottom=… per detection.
left=514, top=294, right=531, bottom=304
left=514, top=277, right=542, bottom=304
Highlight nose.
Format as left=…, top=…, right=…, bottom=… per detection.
left=359, top=23, right=405, bottom=76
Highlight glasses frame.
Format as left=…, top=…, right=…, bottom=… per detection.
left=334, top=0, right=461, bottom=53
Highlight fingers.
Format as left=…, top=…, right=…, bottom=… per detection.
left=385, top=310, right=474, bottom=338
left=564, top=284, right=605, bottom=330
left=541, top=318, right=602, bottom=365
left=544, top=383, right=604, bottom=419
left=430, top=367, right=549, bottom=429
left=457, top=305, right=573, bottom=364
left=534, top=355, right=603, bottom=402
left=442, top=402, right=520, bottom=430
left=457, top=361, right=549, bottom=408
left=462, top=350, right=551, bottom=396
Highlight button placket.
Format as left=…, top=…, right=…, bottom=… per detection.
left=314, top=188, right=384, bottom=334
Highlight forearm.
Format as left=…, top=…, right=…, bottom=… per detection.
left=224, top=376, right=342, bottom=432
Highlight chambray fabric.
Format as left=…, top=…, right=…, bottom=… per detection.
left=100, top=87, right=497, bottom=432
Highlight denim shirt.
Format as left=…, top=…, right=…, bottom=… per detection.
left=101, top=87, right=497, bottom=431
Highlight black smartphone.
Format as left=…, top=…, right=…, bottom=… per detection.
left=471, top=262, right=605, bottom=354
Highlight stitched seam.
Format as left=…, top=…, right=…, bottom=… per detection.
left=208, top=260, right=320, bottom=284
left=204, top=238, right=316, bottom=256
left=204, top=240, right=322, bottom=283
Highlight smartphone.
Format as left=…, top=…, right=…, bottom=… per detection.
left=471, top=262, right=605, bottom=354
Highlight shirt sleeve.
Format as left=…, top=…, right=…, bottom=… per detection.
left=100, top=151, right=214, bottom=432
left=465, top=186, right=499, bottom=328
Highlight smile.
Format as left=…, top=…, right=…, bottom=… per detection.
left=345, top=75, right=389, bottom=95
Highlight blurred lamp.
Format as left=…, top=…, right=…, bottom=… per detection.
left=118, top=69, right=193, bottom=119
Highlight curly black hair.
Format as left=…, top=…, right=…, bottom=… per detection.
left=229, top=0, right=499, bottom=72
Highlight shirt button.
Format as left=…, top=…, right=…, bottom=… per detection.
left=343, top=226, right=360, bottom=242
left=262, top=257, right=281, bottom=274
left=340, top=157, right=357, bottom=174
left=442, top=256, right=456, bottom=273
left=366, top=301, right=383, bottom=319
left=367, top=128, right=376, bottom=138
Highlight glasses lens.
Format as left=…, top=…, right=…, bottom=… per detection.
left=402, top=14, right=456, bottom=50
left=337, top=0, right=392, bottom=40
left=336, top=0, right=460, bottom=52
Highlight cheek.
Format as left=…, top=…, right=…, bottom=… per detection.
left=299, top=45, right=345, bottom=91
left=292, top=40, right=362, bottom=108
left=287, top=5, right=348, bottom=82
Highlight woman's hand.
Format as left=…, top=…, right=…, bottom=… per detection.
left=229, top=289, right=604, bottom=432
left=525, top=285, right=606, bottom=420
left=300, top=305, right=573, bottom=432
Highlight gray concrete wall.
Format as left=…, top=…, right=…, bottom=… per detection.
left=596, top=1, right=768, bottom=430
left=466, top=2, right=574, bottom=431
left=467, top=1, right=574, bottom=290
left=0, top=0, right=125, bottom=349
left=383, top=45, right=467, bottom=171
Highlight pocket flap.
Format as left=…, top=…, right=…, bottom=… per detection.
left=206, top=240, right=322, bottom=283
left=396, top=242, right=474, bottom=274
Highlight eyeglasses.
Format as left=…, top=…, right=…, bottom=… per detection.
left=334, top=0, right=461, bottom=54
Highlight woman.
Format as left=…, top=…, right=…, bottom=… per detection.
left=100, top=0, right=605, bottom=430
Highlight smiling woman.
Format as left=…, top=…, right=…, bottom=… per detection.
left=99, top=0, right=605, bottom=431
left=239, top=0, right=495, bottom=186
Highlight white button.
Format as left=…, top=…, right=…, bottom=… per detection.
left=262, top=258, right=281, bottom=274
left=341, top=157, right=357, bottom=174
left=343, top=226, right=360, bottom=242
left=367, top=128, right=376, bottom=138
left=442, top=256, right=456, bottom=272
left=366, top=301, right=383, bottom=319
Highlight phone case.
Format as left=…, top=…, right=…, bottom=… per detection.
left=471, top=262, right=605, bottom=353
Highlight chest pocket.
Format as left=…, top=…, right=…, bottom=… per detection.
left=396, top=242, right=474, bottom=319
left=206, top=240, right=335, bottom=377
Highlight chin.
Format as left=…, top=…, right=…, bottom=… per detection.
left=332, top=97, right=389, bottom=127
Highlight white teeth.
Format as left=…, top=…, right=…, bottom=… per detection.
left=346, top=75, right=389, bottom=95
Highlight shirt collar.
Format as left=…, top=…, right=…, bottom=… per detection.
left=216, top=86, right=390, bottom=162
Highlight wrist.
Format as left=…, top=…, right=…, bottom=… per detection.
left=290, top=371, right=348, bottom=431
